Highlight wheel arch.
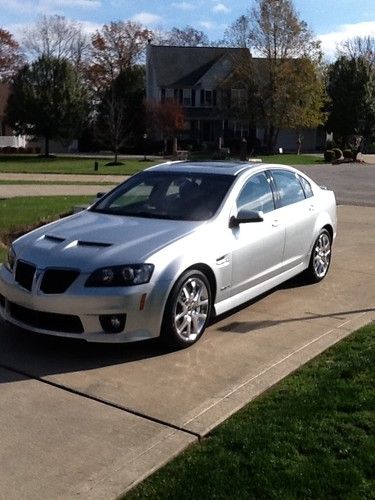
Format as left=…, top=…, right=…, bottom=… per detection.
left=184, top=263, right=217, bottom=303
left=322, top=223, right=334, bottom=242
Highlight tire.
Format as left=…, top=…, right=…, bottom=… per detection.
left=161, top=270, right=212, bottom=349
left=305, top=229, right=332, bottom=283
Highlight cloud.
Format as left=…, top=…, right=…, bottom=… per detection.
left=48, top=0, right=101, bottom=8
left=318, top=21, right=375, bottom=58
left=171, top=1, right=195, bottom=9
left=213, top=3, right=230, bottom=13
left=131, top=12, right=162, bottom=25
left=79, top=20, right=103, bottom=35
left=200, top=21, right=215, bottom=30
left=4, top=0, right=100, bottom=16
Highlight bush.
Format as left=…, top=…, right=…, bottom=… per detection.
left=332, top=147, right=342, bottom=159
left=212, top=148, right=230, bottom=160
left=324, top=150, right=335, bottom=162
left=343, top=149, right=353, bottom=159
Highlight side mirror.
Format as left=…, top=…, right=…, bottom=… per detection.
left=229, top=209, right=264, bottom=228
left=96, top=192, right=107, bottom=199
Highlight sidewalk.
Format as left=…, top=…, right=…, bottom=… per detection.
left=0, top=205, right=374, bottom=499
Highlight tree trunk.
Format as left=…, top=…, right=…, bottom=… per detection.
left=44, top=136, right=50, bottom=156
left=114, top=149, right=118, bottom=164
left=172, top=136, right=178, bottom=157
left=266, top=125, right=277, bottom=154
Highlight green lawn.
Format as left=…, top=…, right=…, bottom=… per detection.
left=259, top=153, right=323, bottom=164
left=126, top=324, right=375, bottom=499
left=0, top=196, right=92, bottom=262
left=0, top=180, right=117, bottom=185
left=0, top=156, right=159, bottom=175
left=0, top=154, right=323, bottom=175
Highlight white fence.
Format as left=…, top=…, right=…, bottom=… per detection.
left=0, top=135, right=27, bottom=148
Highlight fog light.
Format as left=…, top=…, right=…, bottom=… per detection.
left=99, top=314, right=126, bottom=334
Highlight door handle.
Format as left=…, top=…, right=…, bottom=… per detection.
left=272, top=219, right=280, bottom=227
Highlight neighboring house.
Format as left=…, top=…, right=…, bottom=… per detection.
left=0, top=82, right=78, bottom=154
left=0, top=83, right=27, bottom=148
left=146, top=44, right=325, bottom=152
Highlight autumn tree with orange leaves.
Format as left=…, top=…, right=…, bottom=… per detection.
left=90, top=21, right=151, bottom=91
left=0, top=28, right=24, bottom=81
left=148, top=100, right=185, bottom=156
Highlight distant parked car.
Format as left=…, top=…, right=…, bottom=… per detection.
left=0, top=161, right=336, bottom=348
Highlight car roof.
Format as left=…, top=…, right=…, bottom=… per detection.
left=147, top=160, right=264, bottom=176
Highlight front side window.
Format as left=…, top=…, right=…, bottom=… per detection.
left=91, top=172, right=234, bottom=221
left=271, top=170, right=305, bottom=207
left=236, top=172, right=275, bottom=214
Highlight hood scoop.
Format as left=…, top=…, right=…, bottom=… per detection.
left=44, top=235, right=65, bottom=243
left=77, top=240, right=112, bottom=248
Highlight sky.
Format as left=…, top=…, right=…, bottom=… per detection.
left=2, top=0, right=375, bottom=59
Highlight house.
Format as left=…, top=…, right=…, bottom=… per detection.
left=146, top=44, right=325, bottom=153
left=0, top=82, right=78, bottom=154
left=0, top=83, right=27, bottom=149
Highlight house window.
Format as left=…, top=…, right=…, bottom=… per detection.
left=200, top=90, right=217, bottom=107
left=231, top=88, right=247, bottom=107
left=183, top=89, right=192, bottom=106
left=231, top=120, right=249, bottom=138
left=165, top=88, right=174, bottom=100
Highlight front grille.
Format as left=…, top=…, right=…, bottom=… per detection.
left=40, top=269, right=80, bottom=294
left=8, top=302, right=84, bottom=334
left=15, top=261, right=36, bottom=291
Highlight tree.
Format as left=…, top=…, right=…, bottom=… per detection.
left=337, top=36, right=375, bottom=69
left=96, top=66, right=145, bottom=164
left=326, top=56, right=375, bottom=150
left=90, top=21, right=151, bottom=90
left=0, top=28, right=24, bottom=81
left=147, top=100, right=184, bottom=156
left=23, top=15, right=89, bottom=66
left=223, top=15, right=251, bottom=48
left=7, top=56, right=89, bottom=156
left=225, top=0, right=325, bottom=152
left=161, top=26, right=209, bottom=47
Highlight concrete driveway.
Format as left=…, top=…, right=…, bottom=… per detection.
left=0, top=173, right=374, bottom=498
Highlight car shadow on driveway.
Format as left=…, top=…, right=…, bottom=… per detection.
left=1, top=272, right=374, bottom=385
left=0, top=322, right=171, bottom=385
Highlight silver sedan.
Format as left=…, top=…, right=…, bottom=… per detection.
left=0, top=161, right=336, bottom=348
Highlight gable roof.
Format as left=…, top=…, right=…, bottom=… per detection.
left=148, top=45, right=251, bottom=88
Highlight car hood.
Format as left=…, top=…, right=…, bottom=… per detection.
left=13, top=210, right=205, bottom=271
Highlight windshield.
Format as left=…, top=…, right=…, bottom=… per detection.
left=91, top=171, right=234, bottom=221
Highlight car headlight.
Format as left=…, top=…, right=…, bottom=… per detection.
left=85, top=264, right=154, bottom=287
left=4, top=245, right=16, bottom=272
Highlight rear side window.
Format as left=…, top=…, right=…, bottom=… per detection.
left=271, top=170, right=305, bottom=207
left=299, top=175, right=314, bottom=198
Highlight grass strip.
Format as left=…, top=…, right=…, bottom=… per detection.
left=126, top=324, right=375, bottom=499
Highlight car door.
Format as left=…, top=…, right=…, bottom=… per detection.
left=230, top=171, right=286, bottom=297
left=269, top=169, right=318, bottom=271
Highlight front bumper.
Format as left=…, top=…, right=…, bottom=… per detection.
left=0, top=265, right=171, bottom=343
